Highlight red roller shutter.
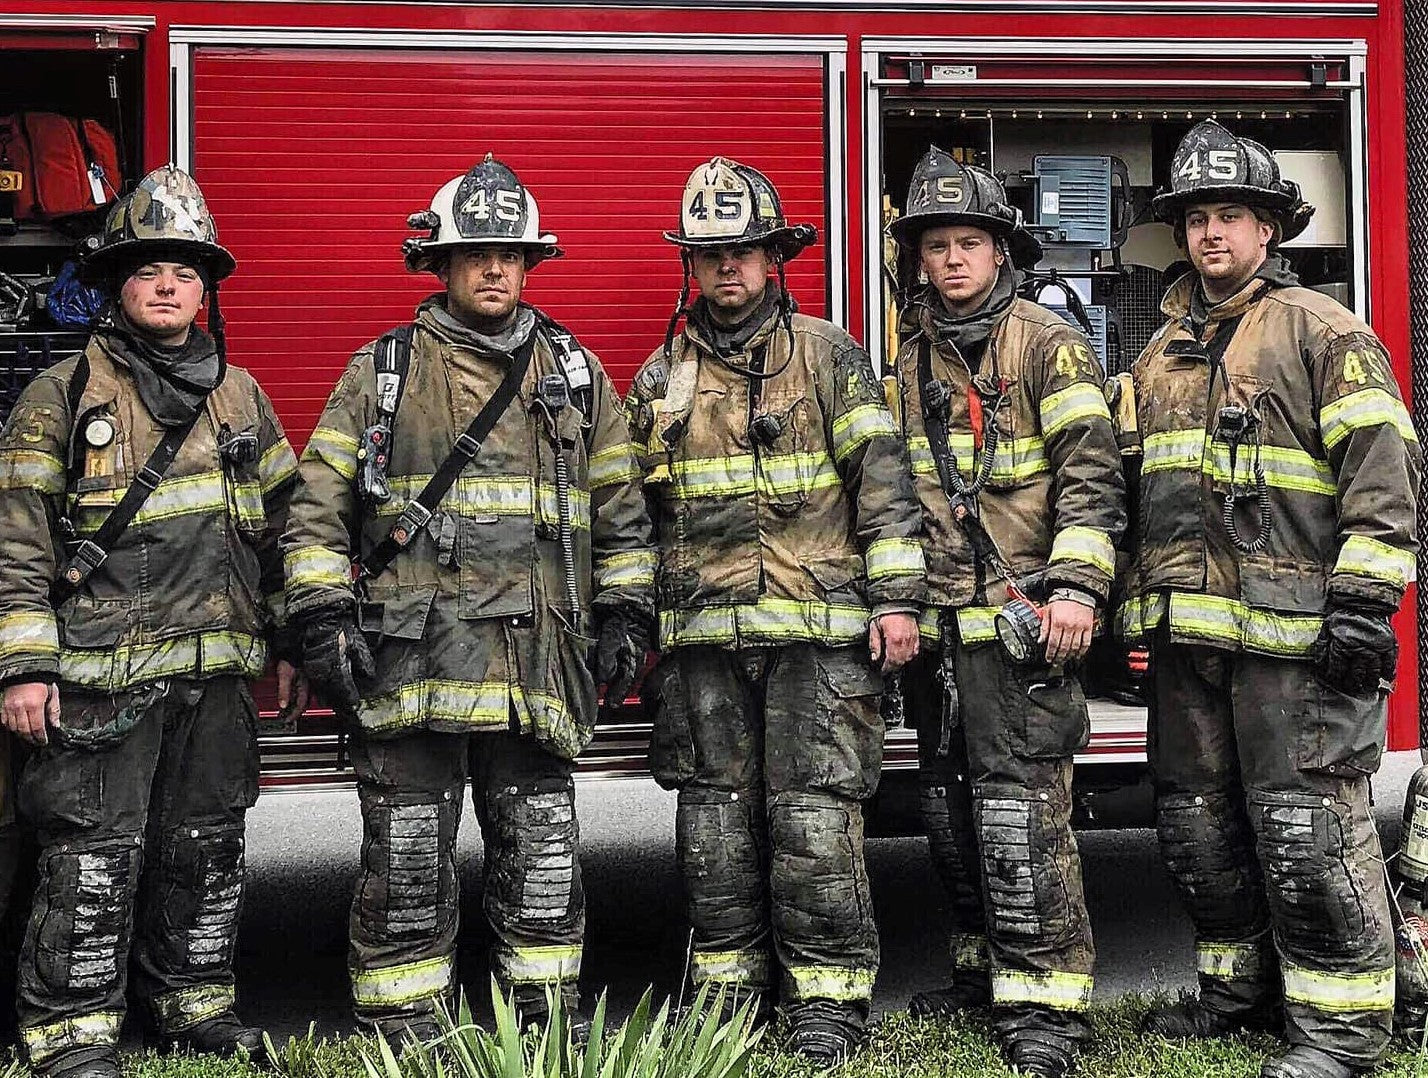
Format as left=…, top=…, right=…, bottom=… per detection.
left=191, top=48, right=829, bottom=446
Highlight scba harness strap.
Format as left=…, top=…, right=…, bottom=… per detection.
left=354, top=314, right=596, bottom=580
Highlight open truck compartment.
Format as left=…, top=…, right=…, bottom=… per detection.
left=0, top=28, right=142, bottom=424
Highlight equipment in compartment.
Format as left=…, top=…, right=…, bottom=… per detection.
left=0, top=330, right=86, bottom=426
left=1026, top=155, right=1132, bottom=251
left=0, top=113, right=123, bottom=221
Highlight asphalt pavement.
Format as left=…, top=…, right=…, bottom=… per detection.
left=236, top=750, right=1423, bottom=1040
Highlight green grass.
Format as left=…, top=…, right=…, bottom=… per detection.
left=12, top=996, right=1428, bottom=1078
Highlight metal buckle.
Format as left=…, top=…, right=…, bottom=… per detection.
left=137, top=465, right=164, bottom=490
left=61, top=539, right=108, bottom=587
left=454, top=432, right=482, bottom=458
left=391, top=502, right=433, bottom=547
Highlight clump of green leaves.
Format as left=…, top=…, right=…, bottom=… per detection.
left=360, top=980, right=761, bottom=1078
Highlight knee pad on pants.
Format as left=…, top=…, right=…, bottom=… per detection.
left=356, top=790, right=460, bottom=944
left=28, top=837, right=141, bottom=997
left=677, top=788, right=765, bottom=938
left=974, top=784, right=1075, bottom=946
left=768, top=792, right=872, bottom=944
left=1156, top=790, right=1266, bottom=939
left=485, top=781, right=582, bottom=933
left=921, top=778, right=983, bottom=928
left=151, top=821, right=245, bottom=974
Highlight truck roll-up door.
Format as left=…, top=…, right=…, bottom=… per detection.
left=190, top=48, right=830, bottom=445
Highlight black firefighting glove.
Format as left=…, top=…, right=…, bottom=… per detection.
left=298, top=607, right=375, bottom=715
left=1309, top=600, right=1398, bottom=697
left=593, top=606, right=651, bottom=710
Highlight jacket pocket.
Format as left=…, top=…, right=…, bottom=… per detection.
left=774, top=646, right=884, bottom=801
left=803, top=553, right=867, bottom=606
left=1239, top=555, right=1327, bottom=614
left=361, top=585, right=437, bottom=698
left=57, top=596, right=133, bottom=648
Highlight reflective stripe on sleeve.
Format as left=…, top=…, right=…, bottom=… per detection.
left=588, top=441, right=641, bottom=490
left=284, top=546, right=352, bottom=592
left=831, top=403, right=899, bottom=463
left=0, top=448, right=66, bottom=493
left=304, top=426, right=360, bottom=481
left=1039, top=383, right=1111, bottom=437
left=1320, top=387, right=1418, bottom=451
left=1048, top=525, right=1115, bottom=577
left=259, top=439, right=300, bottom=494
left=0, top=610, right=59, bottom=663
left=352, top=956, right=453, bottom=1007
left=991, top=970, right=1093, bottom=1011
left=784, top=965, right=876, bottom=1002
left=865, top=537, right=926, bottom=581
left=1334, top=535, right=1417, bottom=590
left=594, top=549, right=658, bottom=590
left=1281, top=960, right=1393, bottom=1013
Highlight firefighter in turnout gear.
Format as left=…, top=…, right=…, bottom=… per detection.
left=625, top=158, right=926, bottom=1066
left=281, top=155, right=654, bottom=1044
left=1122, top=120, right=1421, bottom=1078
left=887, top=148, right=1125, bottom=1077
left=0, top=166, right=301, bottom=1077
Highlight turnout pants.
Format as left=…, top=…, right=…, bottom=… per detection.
left=647, top=643, right=884, bottom=1024
left=347, top=729, right=583, bottom=1028
left=17, top=677, right=259, bottom=1072
left=1148, top=639, right=1394, bottom=1068
left=905, top=637, right=1095, bottom=1045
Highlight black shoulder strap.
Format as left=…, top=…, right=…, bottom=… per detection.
left=917, top=337, right=1006, bottom=575
left=357, top=331, right=537, bottom=581
left=51, top=411, right=201, bottom=603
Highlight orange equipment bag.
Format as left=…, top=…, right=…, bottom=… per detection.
left=0, top=112, right=122, bottom=220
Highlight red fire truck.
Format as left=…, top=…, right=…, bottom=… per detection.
left=0, top=0, right=1418, bottom=809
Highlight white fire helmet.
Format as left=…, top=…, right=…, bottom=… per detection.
left=403, top=153, right=562, bottom=273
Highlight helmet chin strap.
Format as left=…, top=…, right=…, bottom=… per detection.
left=662, top=250, right=694, bottom=360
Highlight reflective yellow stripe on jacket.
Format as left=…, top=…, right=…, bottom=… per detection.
left=305, top=426, right=360, bottom=481
left=60, top=631, right=267, bottom=690
left=259, top=439, right=300, bottom=494
left=1049, top=526, right=1115, bottom=577
left=376, top=475, right=591, bottom=531
left=594, top=549, right=658, bottom=590
left=831, top=403, right=898, bottom=463
left=0, top=448, right=66, bottom=493
left=865, top=537, right=926, bottom=581
left=284, top=546, right=352, bottom=593
left=587, top=441, right=641, bottom=490
left=659, top=597, right=870, bottom=648
left=1119, top=592, right=1321, bottom=657
left=1335, top=535, right=1417, bottom=591
left=1142, top=431, right=1337, bottom=496
left=669, top=453, right=842, bottom=500
left=1039, top=383, right=1111, bottom=437
left=907, top=435, right=1050, bottom=485
left=0, top=610, right=59, bottom=663
left=1320, top=387, right=1418, bottom=452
